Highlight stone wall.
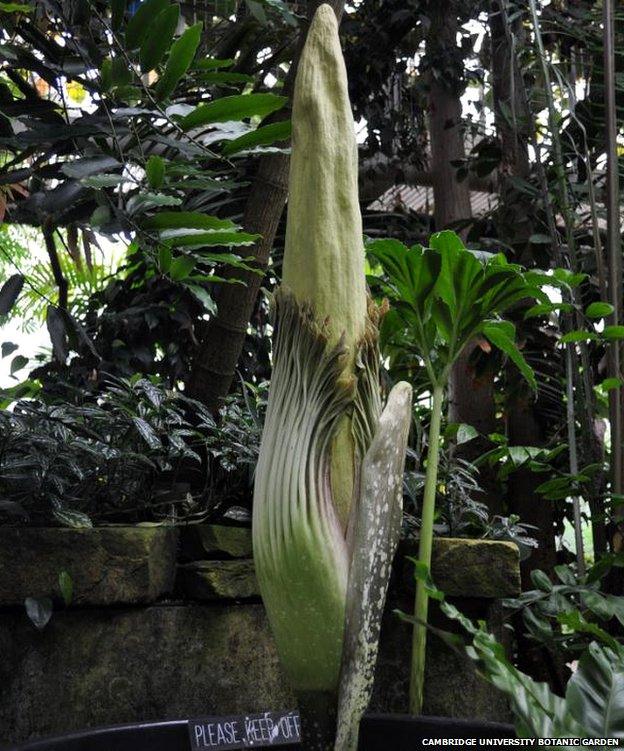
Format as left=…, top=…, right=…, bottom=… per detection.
left=0, top=526, right=520, bottom=747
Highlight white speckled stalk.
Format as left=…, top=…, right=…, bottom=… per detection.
left=336, top=381, right=412, bottom=751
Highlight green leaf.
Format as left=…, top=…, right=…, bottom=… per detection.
left=222, top=120, right=291, bottom=155
left=53, top=508, right=93, bottom=528
left=443, top=602, right=582, bottom=737
left=132, top=416, right=161, bottom=448
left=180, top=93, right=287, bottom=130
left=525, top=302, right=573, bottom=318
left=125, top=0, right=169, bottom=49
left=90, top=206, right=111, bottom=227
left=140, top=4, right=179, bottom=72
left=411, top=559, right=445, bottom=602
left=456, top=423, right=478, bottom=445
left=62, top=156, right=121, bottom=179
left=483, top=321, right=536, bottom=390
left=0, top=274, right=24, bottom=315
left=127, top=193, right=182, bottom=214
left=198, top=71, right=254, bottom=85
left=158, top=245, right=172, bottom=273
left=0, top=2, right=31, bottom=10
left=586, top=302, right=614, bottom=319
left=154, top=21, right=203, bottom=101
left=552, top=268, right=587, bottom=289
left=169, top=255, right=196, bottom=281
left=166, top=231, right=260, bottom=247
left=194, top=57, right=235, bottom=70
left=529, top=233, right=552, bottom=244
left=583, top=591, right=614, bottom=621
left=10, top=354, right=28, bottom=375
left=1, top=342, right=17, bottom=358
left=530, top=569, right=553, bottom=592
left=81, top=174, right=126, bottom=188
left=185, top=284, right=216, bottom=313
left=603, top=326, right=624, bottom=341
left=560, top=330, right=600, bottom=343
left=523, top=606, right=553, bottom=640
left=142, top=211, right=237, bottom=231
left=599, top=378, right=623, bottom=392
left=554, top=565, right=576, bottom=586
left=566, top=642, right=624, bottom=737
left=146, top=155, right=165, bottom=188
left=58, top=570, right=73, bottom=607
left=246, top=0, right=268, bottom=23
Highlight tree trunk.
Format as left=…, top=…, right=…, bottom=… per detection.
left=426, top=3, right=471, bottom=236
left=489, top=0, right=533, bottom=261
left=489, top=0, right=559, bottom=574
left=187, top=0, right=345, bottom=409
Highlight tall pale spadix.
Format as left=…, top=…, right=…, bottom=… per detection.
left=253, top=5, right=412, bottom=750
left=282, top=2, right=367, bottom=528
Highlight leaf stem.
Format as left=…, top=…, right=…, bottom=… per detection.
left=410, top=382, right=445, bottom=715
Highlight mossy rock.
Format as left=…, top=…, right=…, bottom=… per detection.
left=196, top=525, right=253, bottom=558
left=177, top=560, right=258, bottom=600
left=0, top=603, right=292, bottom=746
left=430, top=538, right=521, bottom=598
left=0, top=526, right=178, bottom=606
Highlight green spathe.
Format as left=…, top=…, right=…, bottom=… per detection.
left=253, top=295, right=352, bottom=692
left=253, top=6, right=412, bottom=748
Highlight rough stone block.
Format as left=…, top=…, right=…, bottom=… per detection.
left=0, top=604, right=293, bottom=746
left=400, top=538, right=521, bottom=599
left=177, top=560, right=258, bottom=600
left=196, top=525, right=253, bottom=558
left=0, top=527, right=178, bottom=606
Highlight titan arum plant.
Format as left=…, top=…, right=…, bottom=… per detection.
left=367, top=231, right=546, bottom=714
left=252, top=5, right=412, bottom=750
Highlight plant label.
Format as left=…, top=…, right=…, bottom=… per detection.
left=187, top=710, right=301, bottom=750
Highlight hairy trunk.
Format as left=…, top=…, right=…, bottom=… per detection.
left=187, top=0, right=345, bottom=410
left=427, top=3, right=471, bottom=236
left=489, top=0, right=533, bottom=259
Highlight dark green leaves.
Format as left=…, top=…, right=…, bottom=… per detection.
left=566, top=643, right=624, bottom=737
left=181, top=93, right=287, bottom=130
left=168, top=255, right=196, bottom=281
left=165, top=231, right=259, bottom=247
left=145, top=155, right=165, bottom=188
left=483, top=321, right=536, bottom=390
left=140, top=4, right=180, bottom=72
left=367, top=239, right=440, bottom=314
left=603, top=326, right=624, bottom=341
left=586, top=302, right=614, bottom=319
left=125, top=0, right=169, bottom=49
left=0, top=274, right=24, bottom=315
left=154, top=22, right=202, bottom=100
left=139, top=4, right=179, bottom=72
left=142, top=211, right=237, bottom=231
left=222, top=120, right=291, bottom=155
left=367, top=231, right=539, bottom=389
